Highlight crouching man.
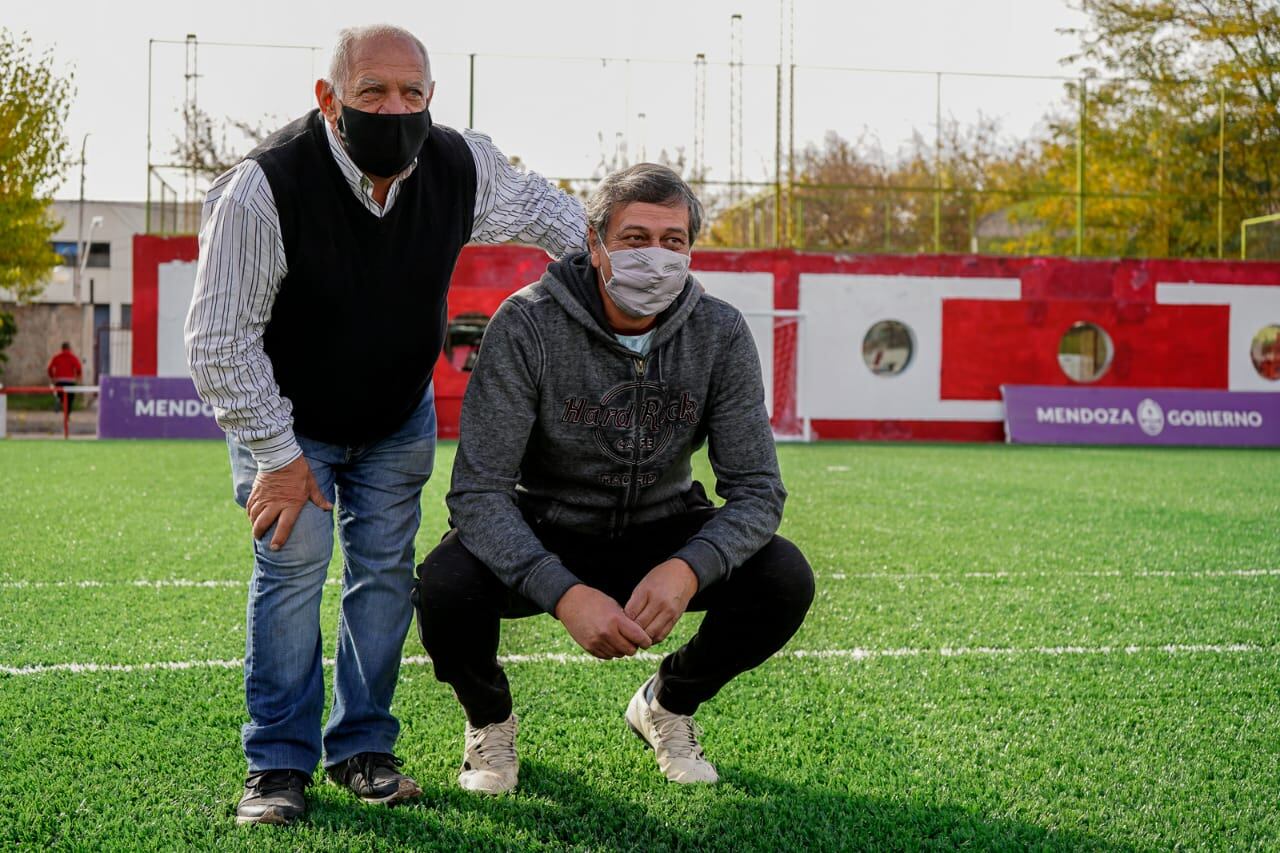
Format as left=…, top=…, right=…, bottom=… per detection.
left=413, top=163, right=814, bottom=793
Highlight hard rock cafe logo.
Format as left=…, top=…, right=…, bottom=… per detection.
left=560, top=381, right=700, bottom=465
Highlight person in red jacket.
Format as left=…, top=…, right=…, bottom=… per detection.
left=47, top=342, right=83, bottom=412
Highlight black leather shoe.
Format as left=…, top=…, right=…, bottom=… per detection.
left=327, top=752, right=422, bottom=805
left=236, top=769, right=312, bottom=825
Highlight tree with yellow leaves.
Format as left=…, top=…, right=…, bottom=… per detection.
left=0, top=29, right=74, bottom=302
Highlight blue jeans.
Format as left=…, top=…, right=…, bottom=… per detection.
left=228, top=386, right=436, bottom=773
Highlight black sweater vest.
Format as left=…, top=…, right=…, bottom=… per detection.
left=249, top=110, right=476, bottom=446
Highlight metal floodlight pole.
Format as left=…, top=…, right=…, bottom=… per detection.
left=775, top=0, right=793, bottom=248
left=184, top=34, right=200, bottom=234
left=785, top=0, right=796, bottom=248
left=146, top=39, right=154, bottom=234
left=693, top=53, right=707, bottom=180
left=75, top=133, right=88, bottom=305
left=729, top=13, right=743, bottom=209
left=468, top=53, right=476, bottom=128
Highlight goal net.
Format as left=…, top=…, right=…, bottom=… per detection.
left=741, top=310, right=810, bottom=442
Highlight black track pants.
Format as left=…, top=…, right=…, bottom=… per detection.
left=413, top=509, right=814, bottom=726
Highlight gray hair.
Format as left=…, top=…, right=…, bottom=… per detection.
left=328, top=24, right=431, bottom=99
left=586, top=163, right=704, bottom=245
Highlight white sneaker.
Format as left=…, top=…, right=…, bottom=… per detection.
left=458, top=714, right=519, bottom=794
left=625, top=676, right=719, bottom=784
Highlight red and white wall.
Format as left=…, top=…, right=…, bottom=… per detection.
left=133, top=235, right=1280, bottom=441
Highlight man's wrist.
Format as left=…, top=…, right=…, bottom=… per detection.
left=552, top=583, right=587, bottom=620
left=671, top=539, right=724, bottom=592
left=665, top=558, right=699, bottom=597
left=246, top=433, right=303, bottom=473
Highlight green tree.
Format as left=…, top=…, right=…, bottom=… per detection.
left=0, top=29, right=74, bottom=301
left=755, top=119, right=1037, bottom=254
left=707, top=2, right=1279, bottom=257
left=0, top=309, right=16, bottom=377
left=1018, top=0, right=1280, bottom=257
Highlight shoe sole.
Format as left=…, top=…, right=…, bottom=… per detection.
left=458, top=775, right=518, bottom=795
left=367, top=779, right=424, bottom=806
left=235, top=806, right=296, bottom=826
left=327, top=776, right=424, bottom=806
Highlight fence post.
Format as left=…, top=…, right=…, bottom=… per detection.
left=788, top=63, right=796, bottom=247
left=795, top=196, right=804, bottom=249
left=1076, top=77, right=1087, bottom=256
left=934, top=72, right=942, bottom=253
left=884, top=197, right=892, bottom=253
left=1218, top=83, right=1226, bottom=259
left=775, top=64, right=784, bottom=248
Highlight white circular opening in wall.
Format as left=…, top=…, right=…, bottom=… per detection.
left=1250, top=324, right=1280, bottom=381
left=861, top=320, right=915, bottom=377
left=444, top=312, right=490, bottom=372
left=1058, top=321, right=1114, bottom=383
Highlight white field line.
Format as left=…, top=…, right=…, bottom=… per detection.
left=1, top=643, right=1273, bottom=677
left=0, top=579, right=344, bottom=589
left=822, top=568, right=1280, bottom=581
left=1, top=569, right=1276, bottom=590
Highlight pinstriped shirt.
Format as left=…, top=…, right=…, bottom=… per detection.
left=185, top=118, right=587, bottom=472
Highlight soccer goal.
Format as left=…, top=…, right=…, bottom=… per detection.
left=740, top=309, right=811, bottom=442
left=1241, top=212, right=1280, bottom=260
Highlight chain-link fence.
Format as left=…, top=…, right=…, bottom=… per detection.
left=146, top=40, right=1277, bottom=260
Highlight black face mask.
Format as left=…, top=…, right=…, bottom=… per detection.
left=335, top=103, right=432, bottom=179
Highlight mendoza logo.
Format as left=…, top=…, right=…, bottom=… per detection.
left=561, top=382, right=700, bottom=465
left=1136, top=398, right=1164, bottom=436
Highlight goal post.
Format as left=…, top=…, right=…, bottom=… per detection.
left=1241, top=212, right=1280, bottom=260
left=740, top=309, right=811, bottom=442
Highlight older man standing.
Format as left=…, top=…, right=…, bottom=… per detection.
left=185, top=24, right=585, bottom=825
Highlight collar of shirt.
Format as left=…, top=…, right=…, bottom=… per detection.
left=322, top=116, right=418, bottom=218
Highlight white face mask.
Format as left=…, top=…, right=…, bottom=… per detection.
left=597, top=236, right=691, bottom=319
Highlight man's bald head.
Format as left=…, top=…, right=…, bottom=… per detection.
left=327, top=24, right=431, bottom=100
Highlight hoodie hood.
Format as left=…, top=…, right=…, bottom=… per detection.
left=542, top=251, right=702, bottom=355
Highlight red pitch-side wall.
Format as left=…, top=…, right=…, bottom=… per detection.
left=132, top=235, right=199, bottom=376
left=132, top=236, right=1280, bottom=440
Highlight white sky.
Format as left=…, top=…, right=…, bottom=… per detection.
left=9, top=0, right=1088, bottom=202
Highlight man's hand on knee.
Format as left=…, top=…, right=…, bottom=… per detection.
left=624, top=559, right=698, bottom=645
left=554, top=585, right=652, bottom=659
left=246, top=456, right=333, bottom=551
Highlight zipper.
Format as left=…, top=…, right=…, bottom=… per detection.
left=614, top=354, right=648, bottom=536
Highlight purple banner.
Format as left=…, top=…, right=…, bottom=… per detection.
left=1002, top=385, right=1280, bottom=447
left=98, top=376, right=224, bottom=439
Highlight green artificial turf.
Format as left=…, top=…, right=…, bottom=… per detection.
left=0, top=440, right=1276, bottom=851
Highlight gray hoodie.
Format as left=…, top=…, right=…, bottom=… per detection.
left=446, top=252, right=786, bottom=614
